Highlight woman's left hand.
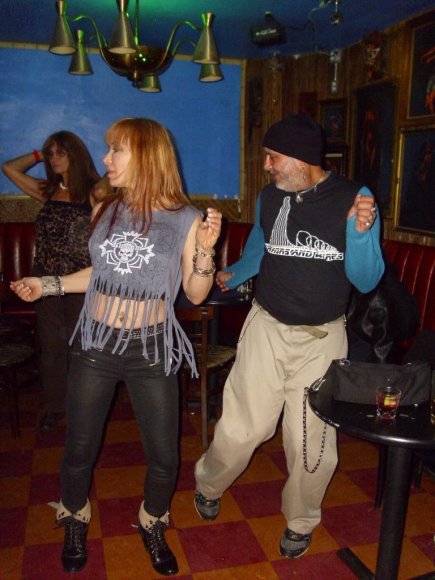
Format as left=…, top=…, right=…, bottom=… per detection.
left=195, top=208, right=222, bottom=252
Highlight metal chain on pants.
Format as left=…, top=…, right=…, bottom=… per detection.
left=303, top=387, right=327, bottom=473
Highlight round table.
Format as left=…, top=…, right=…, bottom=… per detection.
left=308, top=374, right=435, bottom=580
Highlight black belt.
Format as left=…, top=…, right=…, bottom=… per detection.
left=114, top=323, right=164, bottom=340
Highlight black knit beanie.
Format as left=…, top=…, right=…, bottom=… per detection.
left=262, top=113, right=323, bottom=165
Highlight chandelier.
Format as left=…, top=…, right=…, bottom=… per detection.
left=49, top=0, right=223, bottom=93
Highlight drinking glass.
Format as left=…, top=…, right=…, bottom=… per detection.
left=376, top=385, right=402, bottom=420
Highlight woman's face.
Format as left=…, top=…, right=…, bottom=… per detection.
left=47, top=144, right=69, bottom=175
left=103, top=140, right=132, bottom=187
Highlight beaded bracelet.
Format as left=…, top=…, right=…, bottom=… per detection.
left=195, top=246, right=215, bottom=258
left=192, top=253, right=216, bottom=277
left=41, top=276, right=65, bottom=297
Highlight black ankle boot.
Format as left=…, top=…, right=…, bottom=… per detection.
left=139, top=520, right=178, bottom=576
left=58, top=516, right=89, bottom=573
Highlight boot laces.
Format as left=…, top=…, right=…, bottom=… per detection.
left=146, top=520, right=168, bottom=554
left=58, top=516, right=87, bottom=553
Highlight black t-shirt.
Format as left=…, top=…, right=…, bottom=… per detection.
left=255, top=172, right=360, bottom=325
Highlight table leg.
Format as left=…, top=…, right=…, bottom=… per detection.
left=375, top=445, right=413, bottom=579
left=337, top=445, right=414, bottom=580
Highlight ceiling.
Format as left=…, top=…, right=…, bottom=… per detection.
left=1, top=0, right=433, bottom=60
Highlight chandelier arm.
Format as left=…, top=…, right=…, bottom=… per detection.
left=171, top=38, right=195, bottom=55
left=133, top=0, right=140, bottom=44
left=148, top=19, right=199, bottom=69
left=69, top=14, right=108, bottom=51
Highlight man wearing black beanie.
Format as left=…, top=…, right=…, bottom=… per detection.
left=194, top=113, right=385, bottom=559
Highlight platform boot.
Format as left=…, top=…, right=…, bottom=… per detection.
left=56, top=499, right=91, bottom=573
left=138, top=502, right=178, bottom=576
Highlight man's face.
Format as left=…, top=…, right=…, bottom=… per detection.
left=263, top=148, right=302, bottom=192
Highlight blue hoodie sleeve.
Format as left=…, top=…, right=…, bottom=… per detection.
left=223, top=195, right=265, bottom=289
left=345, top=186, right=385, bottom=293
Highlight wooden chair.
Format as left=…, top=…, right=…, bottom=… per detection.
left=177, top=305, right=236, bottom=448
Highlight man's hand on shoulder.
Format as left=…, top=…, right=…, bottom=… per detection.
left=348, top=194, right=377, bottom=233
left=215, top=271, right=233, bottom=292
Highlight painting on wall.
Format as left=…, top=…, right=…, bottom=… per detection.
left=408, top=16, right=435, bottom=120
left=324, top=146, right=348, bottom=177
left=396, top=126, right=435, bottom=236
left=319, top=99, right=347, bottom=144
left=353, top=81, right=396, bottom=216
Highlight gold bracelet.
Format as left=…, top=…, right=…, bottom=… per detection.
left=195, top=246, right=215, bottom=258
left=192, top=253, right=216, bottom=276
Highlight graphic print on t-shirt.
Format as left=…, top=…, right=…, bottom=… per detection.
left=265, top=196, right=343, bottom=261
left=99, top=231, right=155, bottom=275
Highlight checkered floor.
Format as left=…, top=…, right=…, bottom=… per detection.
left=1, top=382, right=434, bottom=579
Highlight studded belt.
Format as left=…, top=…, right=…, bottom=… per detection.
left=114, top=323, right=164, bottom=340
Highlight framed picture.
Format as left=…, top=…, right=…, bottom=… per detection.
left=324, top=146, right=348, bottom=177
left=319, top=98, right=347, bottom=143
left=353, top=81, right=396, bottom=216
left=395, top=126, right=435, bottom=235
left=408, top=15, right=435, bottom=120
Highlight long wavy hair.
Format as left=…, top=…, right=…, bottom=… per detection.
left=41, top=131, right=100, bottom=202
left=94, top=118, right=191, bottom=234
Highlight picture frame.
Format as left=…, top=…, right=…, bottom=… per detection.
left=408, top=15, right=435, bottom=120
left=395, top=126, right=435, bottom=236
left=319, top=98, right=347, bottom=143
left=353, top=80, right=396, bottom=216
left=323, top=146, right=348, bottom=177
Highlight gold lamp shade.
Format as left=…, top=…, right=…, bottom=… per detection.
left=49, top=0, right=76, bottom=55
left=69, top=30, right=93, bottom=75
left=139, top=74, right=162, bottom=93
left=108, top=0, right=136, bottom=54
left=199, top=63, right=223, bottom=83
left=192, top=13, right=219, bottom=64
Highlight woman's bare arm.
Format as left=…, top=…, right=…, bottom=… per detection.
left=2, top=152, right=46, bottom=201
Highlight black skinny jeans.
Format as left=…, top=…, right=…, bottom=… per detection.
left=36, top=294, right=85, bottom=414
left=61, top=331, right=179, bottom=517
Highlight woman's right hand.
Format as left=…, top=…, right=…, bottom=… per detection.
left=10, top=277, right=42, bottom=302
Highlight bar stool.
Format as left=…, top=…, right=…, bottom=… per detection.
left=0, top=343, right=34, bottom=437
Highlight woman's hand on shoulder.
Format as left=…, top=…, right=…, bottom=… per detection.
left=10, top=277, right=42, bottom=302
left=195, top=208, right=222, bottom=253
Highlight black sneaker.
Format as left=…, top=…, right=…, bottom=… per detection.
left=279, top=528, right=312, bottom=559
left=194, top=491, right=220, bottom=520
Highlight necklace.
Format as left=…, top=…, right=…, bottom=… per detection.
left=59, top=181, right=68, bottom=190
left=294, top=170, right=328, bottom=203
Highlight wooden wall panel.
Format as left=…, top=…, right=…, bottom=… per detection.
left=241, top=10, right=434, bottom=247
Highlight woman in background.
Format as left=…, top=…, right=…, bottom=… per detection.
left=11, top=118, right=222, bottom=576
left=2, top=131, right=101, bottom=431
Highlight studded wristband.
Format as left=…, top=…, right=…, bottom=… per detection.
left=41, top=276, right=65, bottom=297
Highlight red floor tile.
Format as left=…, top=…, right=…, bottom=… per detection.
left=178, top=521, right=267, bottom=573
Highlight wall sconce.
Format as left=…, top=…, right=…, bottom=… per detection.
left=49, top=0, right=223, bottom=93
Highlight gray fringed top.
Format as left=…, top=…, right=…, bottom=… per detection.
left=70, top=200, right=201, bottom=376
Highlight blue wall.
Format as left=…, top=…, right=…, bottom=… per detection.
left=0, top=47, right=241, bottom=198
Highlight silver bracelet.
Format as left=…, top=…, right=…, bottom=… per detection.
left=195, top=246, right=215, bottom=258
left=192, top=253, right=216, bottom=277
left=41, top=276, right=65, bottom=297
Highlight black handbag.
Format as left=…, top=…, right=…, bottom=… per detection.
left=318, top=359, right=431, bottom=405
